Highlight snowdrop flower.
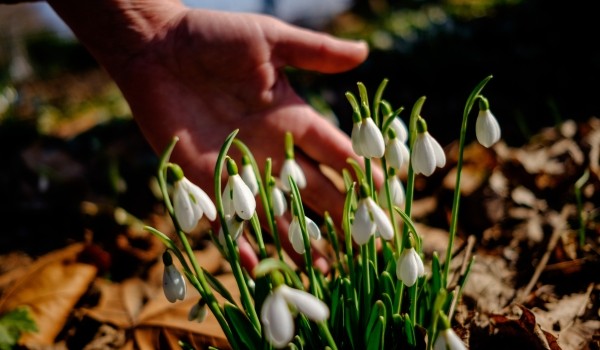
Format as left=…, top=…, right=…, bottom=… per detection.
left=288, top=215, right=321, bottom=254
left=240, top=155, right=259, bottom=196
left=280, top=132, right=306, bottom=192
left=222, top=157, right=256, bottom=220
left=475, top=97, right=501, bottom=148
left=172, top=166, right=216, bottom=233
left=261, top=284, right=329, bottom=348
left=162, top=251, right=186, bottom=302
left=396, top=246, right=425, bottom=287
left=434, top=328, right=467, bottom=350
left=378, top=171, right=405, bottom=209
left=353, top=117, right=385, bottom=159
left=434, top=312, right=467, bottom=350
left=385, top=128, right=410, bottom=170
left=351, top=183, right=394, bottom=245
left=269, top=177, right=287, bottom=217
left=217, top=214, right=245, bottom=245
left=411, top=117, right=446, bottom=176
left=188, top=299, right=207, bottom=323
left=385, top=115, right=408, bottom=143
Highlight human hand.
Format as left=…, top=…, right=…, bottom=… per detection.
left=48, top=1, right=378, bottom=270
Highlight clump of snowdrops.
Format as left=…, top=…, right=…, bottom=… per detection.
left=147, top=76, right=501, bottom=349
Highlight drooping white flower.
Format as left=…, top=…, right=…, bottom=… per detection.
left=396, top=247, right=425, bottom=287
left=271, top=184, right=287, bottom=217
left=388, top=116, right=408, bottom=143
left=288, top=215, right=321, bottom=254
left=261, top=285, right=329, bottom=349
left=173, top=176, right=216, bottom=233
left=188, top=299, right=207, bottom=323
left=411, top=118, right=446, bottom=176
left=351, top=196, right=394, bottom=245
left=434, top=328, right=467, bottom=350
left=240, top=156, right=259, bottom=196
left=162, top=252, right=186, bottom=303
left=378, top=175, right=405, bottom=209
left=218, top=214, right=245, bottom=245
left=356, top=117, right=385, bottom=159
left=476, top=108, right=501, bottom=148
left=280, top=158, right=306, bottom=192
left=385, top=136, right=409, bottom=170
left=222, top=158, right=256, bottom=220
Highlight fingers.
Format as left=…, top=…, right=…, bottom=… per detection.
left=268, top=21, right=369, bottom=73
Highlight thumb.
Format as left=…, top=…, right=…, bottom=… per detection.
left=270, top=23, right=369, bottom=73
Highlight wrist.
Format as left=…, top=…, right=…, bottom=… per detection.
left=46, top=0, right=187, bottom=72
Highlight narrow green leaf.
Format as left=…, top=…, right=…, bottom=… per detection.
left=222, top=303, right=262, bottom=350
left=203, top=268, right=236, bottom=305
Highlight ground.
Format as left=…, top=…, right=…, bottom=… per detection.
left=0, top=62, right=599, bottom=349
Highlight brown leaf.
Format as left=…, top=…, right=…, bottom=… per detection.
left=0, top=244, right=97, bottom=345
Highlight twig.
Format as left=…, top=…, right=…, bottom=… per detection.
left=515, top=207, right=570, bottom=304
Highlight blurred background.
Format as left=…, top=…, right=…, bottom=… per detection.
left=1, top=0, right=599, bottom=255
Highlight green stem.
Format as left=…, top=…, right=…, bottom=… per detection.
left=155, top=137, right=233, bottom=341
left=214, top=130, right=261, bottom=332
left=443, top=75, right=493, bottom=286
left=289, top=177, right=317, bottom=294
left=318, top=321, right=338, bottom=350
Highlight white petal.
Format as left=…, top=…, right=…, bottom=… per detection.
left=241, top=164, right=259, bottom=196
left=378, top=178, right=402, bottom=209
left=476, top=110, right=501, bottom=148
left=305, top=217, right=321, bottom=240
left=385, top=138, right=406, bottom=170
left=397, top=248, right=420, bottom=287
left=367, top=198, right=394, bottom=240
left=351, top=122, right=364, bottom=156
left=427, top=133, right=446, bottom=168
left=261, top=290, right=294, bottom=349
left=187, top=180, right=217, bottom=222
left=412, top=133, right=436, bottom=176
left=231, top=175, right=256, bottom=220
left=360, top=118, right=385, bottom=158
left=434, top=329, right=467, bottom=350
left=222, top=182, right=235, bottom=217
left=288, top=217, right=305, bottom=254
left=390, top=117, right=409, bottom=143
left=173, top=180, right=200, bottom=233
left=271, top=186, right=287, bottom=217
left=163, top=264, right=186, bottom=302
left=280, top=159, right=306, bottom=191
left=351, top=200, right=376, bottom=245
left=278, top=285, right=329, bottom=322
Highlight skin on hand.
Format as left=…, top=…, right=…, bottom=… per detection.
left=47, top=0, right=379, bottom=271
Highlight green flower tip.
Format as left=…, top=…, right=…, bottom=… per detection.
left=478, top=96, right=490, bottom=111
left=387, top=167, right=397, bottom=177
left=271, top=270, right=285, bottom=287
left=226, top=157, right=238, bottom=175
left=162, top=250, right=174, bottom=266
left=241, top=154, right=251, bottom=165
left=285, top=132, right=295, bottom=159
left=169, top=163, right=184, bottom=181
left=416, top=116, right=428, bottom=134
left=359, top=180, right=371, bottom=199
left=387, top=127, right=397, bottom=140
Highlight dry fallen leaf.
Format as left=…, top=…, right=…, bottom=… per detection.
left=0, top=243, right=97, bottom=346
left=83, top=243, right=236, bottom=350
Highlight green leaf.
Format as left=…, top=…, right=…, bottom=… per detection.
left=366, top=301, right=386, bottom=350
left=203, top=268, right=236, bottom=305
left=402, top=314, right=416, bottom=347
left=379, top=271, right=395, bottom=297
left=0, top=307, right=37, bottom=350
left=222, top=303, right=262, bottom=350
